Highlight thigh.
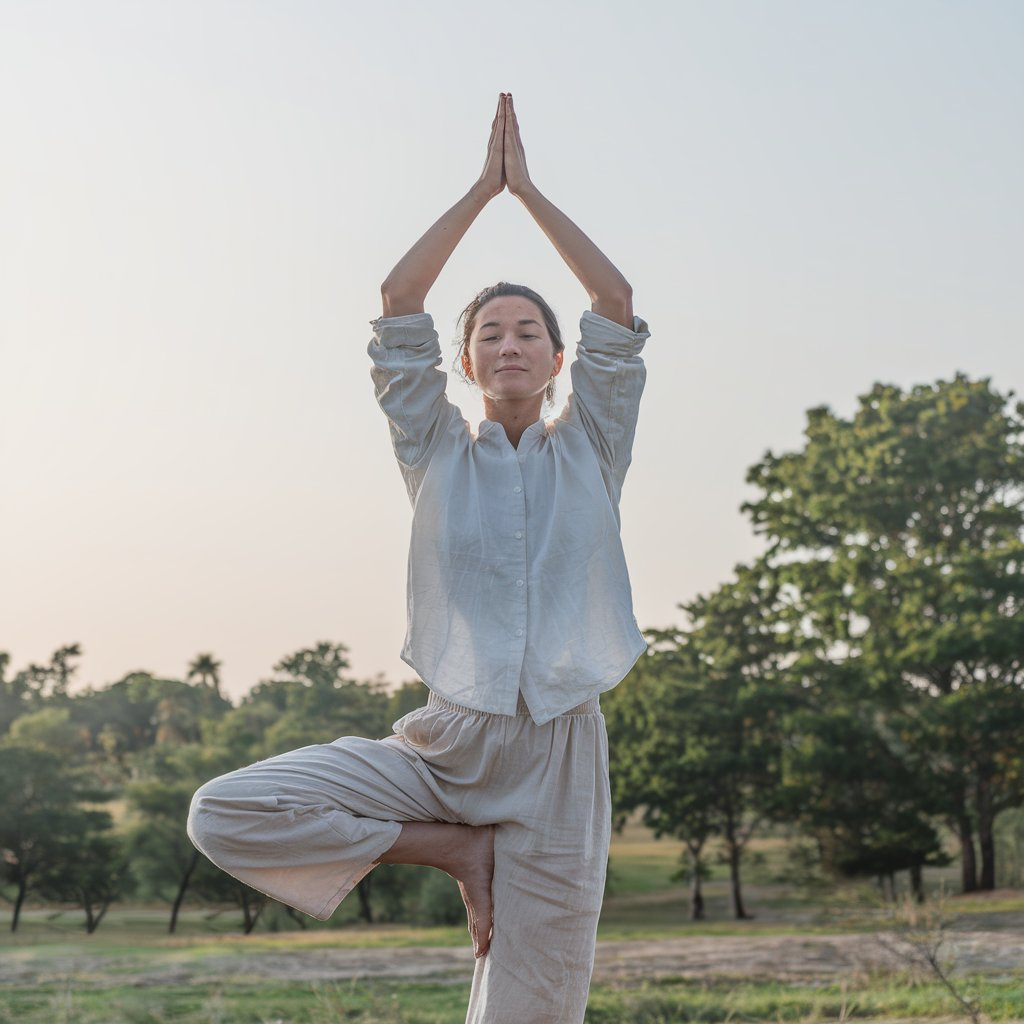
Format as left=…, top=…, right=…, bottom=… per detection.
left=188, top=724, right=466, bottom=921
left=196, top=731, right=459, bottom=827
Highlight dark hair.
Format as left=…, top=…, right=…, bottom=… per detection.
left=455, top=282, right=564, bottom=404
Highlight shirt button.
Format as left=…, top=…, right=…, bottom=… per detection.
left=513, top=486, right=522, bottom=494
left=515, top=531, right=523, bottom=540
left=516, top=579, right=524, bottom=587
left=516, top=629, right=523, bottom=637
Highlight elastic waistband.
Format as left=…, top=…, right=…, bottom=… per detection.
left=426, top=691, right=600, bottom=719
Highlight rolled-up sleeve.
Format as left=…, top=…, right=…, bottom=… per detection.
left=368, top=313, right=458, bottom=503
left=564, top=311, right=649, bottom=505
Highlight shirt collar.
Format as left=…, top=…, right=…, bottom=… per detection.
left=476, top=417, right=550, bottom=451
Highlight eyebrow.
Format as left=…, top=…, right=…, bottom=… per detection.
left=480, top=319, right=542, bottom=329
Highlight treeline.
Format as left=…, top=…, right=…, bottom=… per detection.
left=3, top=374, right=1023, bottom=932
left=0, top=643, right=453, bottom=933
left=604, top=374, right=1024, bottom=917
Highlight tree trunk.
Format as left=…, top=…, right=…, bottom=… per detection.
left=82, top=892, right=96, bottom=934
left=11, top=879, right=27, bottom=932
left=284, top=905, right=309, bottom=929
left=909, top=863, right=924, bottom=903
left=686, top=842, right=705, bottom=921
left=92, top=900, right=111, bottom=933
left=241, top=889, right=264, bottom=934
left=957, top=815, right=978, bottom=894
left=169, top=850, right=199, bottom=934
left=725, top=831, right=752, bottom=920
left=976, top=781, right=996, bottom=891
left=357, top=876, right=374, bottom=924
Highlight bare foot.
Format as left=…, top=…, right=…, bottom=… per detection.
left=453, top=825, right=495, bottom=958
left=377, top=821, right=495, bottom=957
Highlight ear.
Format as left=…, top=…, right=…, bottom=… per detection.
left=462, top=350, right=475, bottom=381
left=552, top=350, right=564, bottom=376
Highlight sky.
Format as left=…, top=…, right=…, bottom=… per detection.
left=1, top=0, right=1022, bottom=700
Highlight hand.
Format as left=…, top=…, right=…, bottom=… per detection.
left=476, top=93, right=507, bottom=200
left=503, top=94, right=533, bottom=198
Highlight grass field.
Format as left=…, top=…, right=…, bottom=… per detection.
left=5, top=976, right=1024, bottom=1024
left=3, top=823, right=1023, bottom=1023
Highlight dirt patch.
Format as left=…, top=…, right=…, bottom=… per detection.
left=3, top=931, right=1022, bottom=988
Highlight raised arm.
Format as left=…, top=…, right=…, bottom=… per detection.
left=502, top=95, right=634, bottom=329
left=380, top=96, right=507, bottom=317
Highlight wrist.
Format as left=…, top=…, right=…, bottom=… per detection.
left=510, top=180, right=541, bottom=204
left=469, top=180, right=500, bottom=205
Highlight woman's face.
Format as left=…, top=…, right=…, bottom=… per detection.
left=464, top=296, right=563, bottom=405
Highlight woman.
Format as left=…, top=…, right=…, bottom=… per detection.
left=188, top=93, right=649, bottom=1024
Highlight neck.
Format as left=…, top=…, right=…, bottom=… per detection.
left=482, top=395, right=544, bottom=449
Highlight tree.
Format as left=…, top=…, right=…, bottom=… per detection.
left=73, top=671, right=232, bottom=774
left=0, top=746, right=113, bottom=931
left=606, top=566, right=788, bottom=920
left=243, top=643, right=390, bottom=757
left=37, top=830, right=126, bottom=933
left=0, top=645, right=82, bottom=734
left=606, top=650, right=715, bottom=919
left=388, top=680, right=429, bottom=722
left=187, top=653, right=223, bottom=696
left=6, top=706, right=88, bottom=760
left=0, top=652, right=22, bottom=735
left=126, top=743, right=238, bottom=932
left=745, top=376, right=1024, bottom=891
left=778, top=693, right=947, bottom=901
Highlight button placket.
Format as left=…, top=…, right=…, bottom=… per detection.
left=510, top=464, right=528, bottom=651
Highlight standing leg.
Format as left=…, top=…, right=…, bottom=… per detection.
left=464, top=706, right=611, bottom=1024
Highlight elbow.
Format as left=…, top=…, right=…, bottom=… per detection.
left=593, top=282, right=634, bottom=329
left=380, top=279, right=425, bottom=319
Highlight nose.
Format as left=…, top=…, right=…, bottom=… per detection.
left=498, top=333, right=520, bottom=355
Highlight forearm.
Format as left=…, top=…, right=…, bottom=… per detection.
left=381, top=185, right=494, bottom=317
left=513, top=184, right=633, bottom=328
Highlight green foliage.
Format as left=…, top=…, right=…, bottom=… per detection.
left=73, top=671, right=232, bottom=774
left=237, top=642, right=391, bottom=757
left=995, top=806, right=1024, bottom=888
left=388, top=680, right=430, bottom=722
left=36, top=830, right=126, bottom=933
left=125, top=742, right=245, bottom=931
left=606, top=566, right=790, bottom=919
left=5, top=706, right=88, bottom=758
left=744, top=375, right=1024, bottom=891
left=0, top=745, right=116, bottom=931
left=0, top=645, right=80, bottom=734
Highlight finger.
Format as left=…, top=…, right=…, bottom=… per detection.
left=489, top=100, right=505, bottom=149
left=509, top=98, right=523, bottom=142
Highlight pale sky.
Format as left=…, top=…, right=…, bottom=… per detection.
left=2, top=0, right=1021, bottom=699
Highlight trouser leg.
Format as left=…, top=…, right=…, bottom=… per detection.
left=464, top=709, right=611, bottom=1024
left=187, top=734, right=453, bottom=920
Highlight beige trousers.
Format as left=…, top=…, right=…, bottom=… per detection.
left=187, top=693, right=611, bottom=1024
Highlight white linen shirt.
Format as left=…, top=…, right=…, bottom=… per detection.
left=369, top=309, right=649, bottom=725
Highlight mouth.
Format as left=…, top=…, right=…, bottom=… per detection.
left=495, top=366, right=527, bottom=373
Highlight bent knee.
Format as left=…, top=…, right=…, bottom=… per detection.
left=186, top=773, right=274, bottom=859
left=186, top=776, right=228, bottom=856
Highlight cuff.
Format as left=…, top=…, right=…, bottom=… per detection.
left=579, top=311, right=650, bottom=357
left=369, top=312, right=438, bottom=350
